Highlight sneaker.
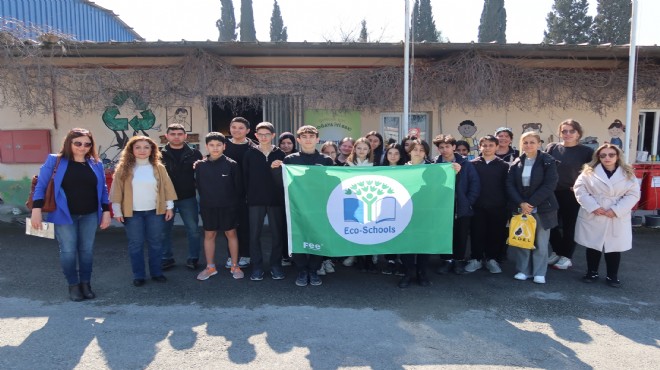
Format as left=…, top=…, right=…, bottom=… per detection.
left=250, top=270, right=264, bottom=281
left=161, top=258, right=175, bottom=270
left=547, top=252, right=560, bottom=265
left=453, top=260, right=467, bottom=275
left=316, top=265, right=326, bottom=276
left=231, top=266, right=244, bottom=279
left=295, top=271, right=308, bottom=286
left=435, top=260, right=453, bottom=275
left=238, top=257, right=250, bottom=267
left=514, top=272, right=529, bottom=281
left=394, top=263, right=407, bottom=277
left=464, top=259, right=482, bottom=273
left=281, top=258, right=292, bottom=267
left=382, top=261, right=396, bottom=275
left=309, top=271, right=322, bottom=286
left=552, top=256, right=572, bottom=270
left=606, top=276, right=621, bottom=288
left=398, top=275, right=412, bottom=289
left=486, top=259, right=502, bottom=274
left=342, top=256, right=356, bottom=267
left=197, top=267, right=218, bottom=281
left=533, top=276, right=546, bottom=284
left=271, top=268, right=285, bottom=280
left=186, top=258, right=198, bottom=270
left=323, top=259, right=335, bottom=273
left=582, top=271, right=599, bottom=283
left=225, top=258, right=233, bottom=269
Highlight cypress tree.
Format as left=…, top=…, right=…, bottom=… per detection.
left=240, top=0, right=257, bottom=42
left=478, top=0, right=507, bottom=43
left=216, top=0, right=237, bottom=42
left=358, top=19, right=368, bottom=42
left=411, top=0, right=440, bottom=42
left=270, top=0, right=288, bottom=42
left=543, top=0, right=593, bottom=44
left=592, top=0, right=631, bottom=44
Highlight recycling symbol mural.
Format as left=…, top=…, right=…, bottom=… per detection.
left=102, top=92, right=159, bottom=150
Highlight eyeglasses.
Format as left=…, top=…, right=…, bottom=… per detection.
left=599, top=153, right=617, bottom=159
left=561, top=129, right=577, bottom=135
left=72, top=141, right=93, bottom=148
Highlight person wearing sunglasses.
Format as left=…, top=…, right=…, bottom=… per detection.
left=544, top=119, right=594, bottom=271
left=574, top=144, right=640, bottom=288
left=30, top=128, right=111, bottom=301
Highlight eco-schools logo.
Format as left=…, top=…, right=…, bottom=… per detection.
left=326, top=175, right=412, bottom=245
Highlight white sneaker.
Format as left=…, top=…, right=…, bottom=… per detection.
left=281, top=258, right=292, bottom=266
left=547, top=252, right=560, bottom=265
left=239, top=257, right=250, bottom=267
left=342, top=256, right=356, bottom=267
left=514, top=272, right=529, bottom=281
left=225, top=258, right=232, bottom=269
left=486, top=259, right=502, bottom=274
left=552, top=256, right=572, bottom=270
left=316, top=266, right=326, bottom=276
left=533, top=276, right=546, bottom=284
left=464, top=259, right=482, bottom=273
left=323, top=259, right=335, bottom=273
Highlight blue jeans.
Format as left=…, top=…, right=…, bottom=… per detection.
left=161, top=197, right=201, bottom=261
left=124, top=210, right=165, bottom=279
left=54, top=212, right=98, bottom=285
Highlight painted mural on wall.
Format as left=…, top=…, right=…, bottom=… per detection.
left=607, top=119, right=624, bottom=149
left=100, top=92, right=160, bottom=168
left=167, top=106, right=192, bottom=132
left=457, top=120, right=479, bottom=158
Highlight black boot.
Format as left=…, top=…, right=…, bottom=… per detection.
left=69, top=284, right=84, bottom=302
left=398, top=275, right=412, bottom=289
left=417, top=269, right=430, bottom=287
left=80, top=282, right=96, bottom=299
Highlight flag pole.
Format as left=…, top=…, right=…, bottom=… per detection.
left=624, top=0, right=639, bottom=163
left=403, top=0, right=410, bottom=140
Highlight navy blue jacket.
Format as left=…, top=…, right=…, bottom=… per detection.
left=435, top=153, right=480, bottom=218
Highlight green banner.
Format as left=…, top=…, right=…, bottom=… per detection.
left=304, top=110, right=361, bottom=144
left=284, top=164, right=455, bottom=256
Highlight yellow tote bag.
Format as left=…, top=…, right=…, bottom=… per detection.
left=508, top=214, right=536, bottom=249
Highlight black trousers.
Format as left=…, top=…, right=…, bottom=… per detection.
left=400, top=254, right=429, bottom=276
left=248, top=206, right=284, bottom=270
left=440, top=216, right=470, bottom=260
left=237, top=202, right=250, bottom=258
left=471, top=207, right=508, bottom=261
left=586, top=248, right=621, bottom=279
left=293, top=253, right=323, bottom=273
left=550, top=190, right=580, bottom=259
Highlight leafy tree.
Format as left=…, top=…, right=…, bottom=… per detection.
left=592, top=0, right=631, bottom=44
left=270, top=0, right=288, bottom=42
left=543, top=0, right=593, bottom=44
left=345, top=180, right=394, bottom=223
left=216, top=0, right=237, bottom=42
left=478, top=0, right=507, bottom=43
left=240, top=0, right=257, bottom=42
left=358, top=19, right=368, bottom=42
left=411, top=0, right=441, bottom=42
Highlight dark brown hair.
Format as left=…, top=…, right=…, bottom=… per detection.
left=60, top=128, right=99, bottom=161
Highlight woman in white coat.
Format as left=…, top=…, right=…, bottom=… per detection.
left=574, top=144, right=640, bottom=287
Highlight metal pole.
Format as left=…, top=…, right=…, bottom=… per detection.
left=403, top=0, right=410, bottom=140
left=624, top=0, right=639, bottom=163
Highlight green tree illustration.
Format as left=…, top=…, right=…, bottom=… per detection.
left=345, top=180, right=394, bottom=223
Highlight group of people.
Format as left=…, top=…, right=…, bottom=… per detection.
left=29, top=118, right=640, bottom=301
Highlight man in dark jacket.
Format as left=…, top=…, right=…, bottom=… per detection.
left=160, top=124, right=203, bottom=270
left=433, top=134, right=481, bottom=275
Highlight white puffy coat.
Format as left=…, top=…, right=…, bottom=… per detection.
left=574, top=164, right=641, bottom=252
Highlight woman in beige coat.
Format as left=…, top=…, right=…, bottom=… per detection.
left=574, top=144, right=640, bottom=288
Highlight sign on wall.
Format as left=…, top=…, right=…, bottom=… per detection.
left=305, top=110, right=361, bottom=144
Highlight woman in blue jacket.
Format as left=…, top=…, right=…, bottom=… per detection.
left=30, top=128, right=111, bottom=301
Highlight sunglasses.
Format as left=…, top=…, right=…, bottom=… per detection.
left=72, top=141, right=93, bottom=148
left=561, top=129, right=577, bottom=135
left=599, top=153, right=617, bottom=159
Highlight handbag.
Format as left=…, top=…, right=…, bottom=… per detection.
left=507, top=213, right=536, bottom=249
left=26, top=156, right=61, bottom=213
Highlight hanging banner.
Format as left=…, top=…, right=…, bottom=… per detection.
left=304, top=110, right=361, bottom=144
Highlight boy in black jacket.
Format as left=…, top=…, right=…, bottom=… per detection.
left=469, top=135, right=510, bottom=274
left=243, top=122, right=287, bottom=281
left=195, top=133, right=244, bottom=281
left=273, top=125, right=333, bottom=287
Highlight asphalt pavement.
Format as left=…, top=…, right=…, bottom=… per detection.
left=0, top=222, right=659, bottom=369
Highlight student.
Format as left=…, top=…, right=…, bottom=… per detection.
left=320, top=141, right=338, bottom=163
left=278, top=132, right=298, bottom=156
left=545, top=119, right=594, bottom=270
left=343, top=137, right=377, bottom=272
left=160, top=124, right=203, bottom=271
left=195, top=132, right=244, bottom=281
left=335, top=137, right=355, bottom=166
left=399, top=139, right=433, bottom=288
left=111, top=136, right=177, bottom=287
left=381, top=144, right=407, bottom=276
left=273, top=125, right=334, bottom=287
left=366, top=131, right=385, bottom=165
left=455, top=140, right=471, bottom=159
left=494, top=127, right=520, bottom=164
left=400, top=134, right=417, bottom=163
left=468, top=135, right=510, bottom=274
left=506, top=131, right=558, bottom=284
left=223, top=117, right=255, bottom=269
left=243, top=122, right=287, bottom=281
left=433, top=134, right=480, bottom=275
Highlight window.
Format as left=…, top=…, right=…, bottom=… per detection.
left=380, top=112, right=430, bottom=144
left=637, top=111, right=660, bottom=161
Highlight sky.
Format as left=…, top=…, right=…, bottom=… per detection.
left=92, top=0, right=660, bottom=45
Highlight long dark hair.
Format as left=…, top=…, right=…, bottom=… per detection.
left=382, top=143, right=406, bottom=165
left=115, top=136, right=162, bottom=182
left=60, top=128, right=99, bottom=161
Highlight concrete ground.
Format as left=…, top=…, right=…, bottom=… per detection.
left=0, top=222, right=659, bottom=369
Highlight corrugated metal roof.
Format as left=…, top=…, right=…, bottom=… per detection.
left=0, top=0, right=143, bottom=41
